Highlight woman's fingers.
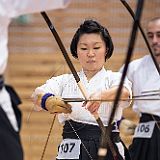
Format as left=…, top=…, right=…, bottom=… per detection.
left=85, top=101, right=100, bottom=114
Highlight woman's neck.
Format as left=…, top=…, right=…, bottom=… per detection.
left=83, top=68, right=102, bottom=81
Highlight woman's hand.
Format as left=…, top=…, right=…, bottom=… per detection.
left=85, top=91, right=103, bottom=114
left=31, top=92, right=72, bottom=114
left=46, top=95, right=72, bottom=114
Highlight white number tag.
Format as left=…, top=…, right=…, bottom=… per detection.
left=134, top=121, right=155, bottom=138
left=56, top=139, right=81, bottom=159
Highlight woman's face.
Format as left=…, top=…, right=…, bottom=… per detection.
left=77, top=33, right=107, bottom=74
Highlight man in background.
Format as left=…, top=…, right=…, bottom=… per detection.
left=120, top=17, right=160, bottom=160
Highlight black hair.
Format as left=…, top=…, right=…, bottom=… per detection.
left=70, top=19, right=114, bottom=61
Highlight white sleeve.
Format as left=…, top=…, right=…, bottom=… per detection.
left=32, top=75, right=65, bottom=111
left=0, top=0, right=71, bottom=74
left=109, top=72, right=132, bottom=108
left=34, top=75, right=65, bottom=96
left=0, top=18, right=10, bottom=75
left=0, top=0, right=71, bottom=18
left=119, top=59, right=142, bottom=83
left=119, top=64, right=134, bottom=82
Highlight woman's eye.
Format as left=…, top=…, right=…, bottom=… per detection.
left=81, top=48, right=87, bottom=50
left=94, top=47, right=100, bottom=49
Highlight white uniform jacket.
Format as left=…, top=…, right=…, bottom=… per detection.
left=35, top=67, right=132, bottom=126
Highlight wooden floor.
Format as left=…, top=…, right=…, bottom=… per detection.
left=6, top=52, right=144, bottom=160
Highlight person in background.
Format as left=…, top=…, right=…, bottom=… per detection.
left=119, top=17, right=160, bottom=160
left=32, top=19, right=132, bottom=160
left=0, top=1, right=71, bottom=160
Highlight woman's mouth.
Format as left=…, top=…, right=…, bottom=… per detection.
left=87, top=60, right=95, bottom=63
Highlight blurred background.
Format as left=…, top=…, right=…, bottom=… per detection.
left=6, top=0, right=160, bottom=160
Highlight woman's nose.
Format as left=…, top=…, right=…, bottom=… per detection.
left=87, top=50, right=95, bottom=57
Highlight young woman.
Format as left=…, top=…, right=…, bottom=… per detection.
left=32, top=19, right=132, bottom=160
